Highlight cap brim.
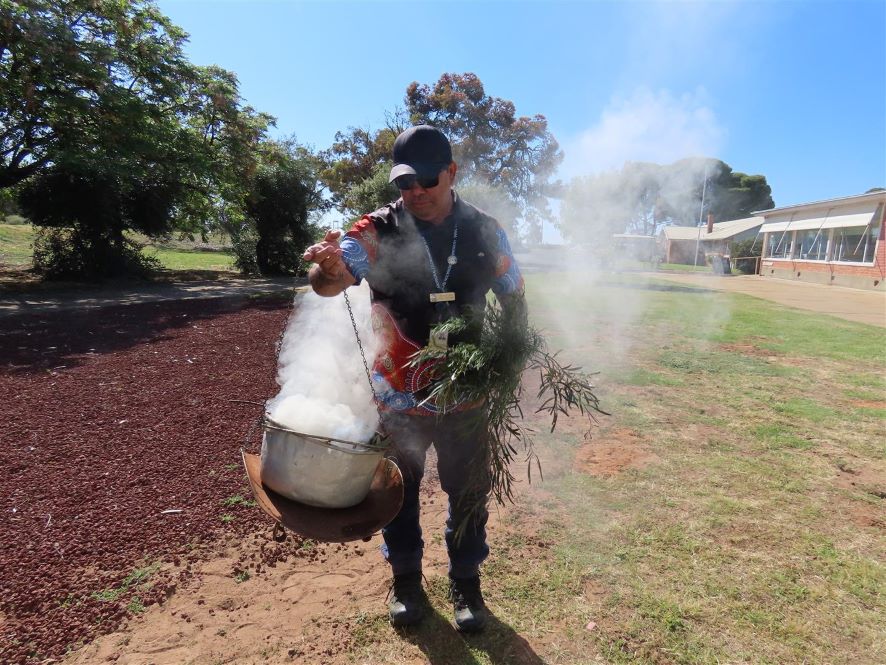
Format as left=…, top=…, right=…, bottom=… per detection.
left=388, top=163, right=417, bottom=182
left=389, top=162, right=449, bottom=182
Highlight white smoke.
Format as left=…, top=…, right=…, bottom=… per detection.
left=541, top=85, right=732, bottom=364
left=266, top=283, right=379, bottom=443
left=561, top=87, right=724, bottom=178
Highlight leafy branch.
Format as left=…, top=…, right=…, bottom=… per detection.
left=410, top=298, right=608, bottom=509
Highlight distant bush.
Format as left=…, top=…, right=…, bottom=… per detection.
left=230, top=225, right=260, bottom=275
left=20, top=167, right=176, bottom=280
left=729, top=238, right=762, bottom=274
left=33, top=228, right=159, bottom=281
left=1, top=215, right=28, bottom=225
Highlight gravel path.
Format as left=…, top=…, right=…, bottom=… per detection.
left=0, top=277, right=304, bottom=317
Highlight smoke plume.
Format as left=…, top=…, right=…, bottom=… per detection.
left=266, top=283, right=379, bottom=443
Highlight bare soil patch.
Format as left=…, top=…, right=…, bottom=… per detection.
left=63, top=456, right=567, bottom=665
left=850, top=399, right=886, bottom=409
left=63, top=478, right=458, bottom=665
left=573, top=428, right=659, bottom=477
left=719, top=342, right=782, bottom=359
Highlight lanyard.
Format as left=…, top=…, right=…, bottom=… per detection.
left=419, top=219, right=459, bottom=292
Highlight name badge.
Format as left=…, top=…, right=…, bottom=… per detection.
left=430, top=291, right=456, bottom=303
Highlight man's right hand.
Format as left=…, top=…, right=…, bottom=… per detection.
left=303, top=229, right=345, bottom=277
left=303, top=229, right=356, bottom=296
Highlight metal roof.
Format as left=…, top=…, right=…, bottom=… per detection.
left=753, top=190, right=886, bottom=216
left=662, top=216, right=764, bottom=241
left=758, top=194, right=883, bottom=233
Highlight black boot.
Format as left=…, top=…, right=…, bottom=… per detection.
left=388, top=571, right=427, bottom=627
left=449, top=575, right=488, bottom=632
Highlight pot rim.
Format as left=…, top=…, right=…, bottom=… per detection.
left=262, top=414, right=387, bottom=453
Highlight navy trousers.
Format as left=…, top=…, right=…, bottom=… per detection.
left=380, top=409, right=491, bottom=579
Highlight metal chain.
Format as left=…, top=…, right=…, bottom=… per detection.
left=343, top=289, right=380, bottom=408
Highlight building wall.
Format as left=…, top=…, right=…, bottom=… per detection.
left=665, top=239, right=704, bottom=265
left=760, top=193, right=886, bottom=290
left=760, top=218, right=885, bottom=290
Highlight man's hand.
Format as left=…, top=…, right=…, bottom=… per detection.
left=303, top=229, right=345, bottom=275
left=303, top=229, right=356, bottom=296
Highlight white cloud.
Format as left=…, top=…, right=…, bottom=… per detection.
left=562, top=87, right=725, bottom=178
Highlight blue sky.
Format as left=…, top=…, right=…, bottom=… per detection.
left=158, top=0, right=885, bottom=216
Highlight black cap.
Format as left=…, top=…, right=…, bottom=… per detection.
left=389, top=125, right=453, bottom=182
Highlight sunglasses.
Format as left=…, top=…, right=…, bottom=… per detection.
left=393, top=173, right=441, bottom=190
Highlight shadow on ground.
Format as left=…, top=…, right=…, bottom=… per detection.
left=398, top=609, right=546, bottom=665
left=595, top=278, right=715, bottom=293
left=0, top=296, right=291, bottom=375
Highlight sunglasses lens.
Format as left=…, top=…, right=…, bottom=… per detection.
left=394, top=175, right=416, bottom=190
left=394, top=174, right=440, bottom=190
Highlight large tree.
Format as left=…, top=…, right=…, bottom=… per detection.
left=560, top=158, right=774, bottom=246
left=669, top=157, right=774, bottom=224
left=236, top=138, right=327, bottom=276
left=1, top=0, right=191, bottom=187
left=406, top=73, right=561, bottom=240
left=319, top=122, right=401, bottom=214
left=4, top=0, right=273, bottom=277
left=320, top=74, right=561, bottom=240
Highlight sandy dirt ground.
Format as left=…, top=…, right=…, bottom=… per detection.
left=648, top=272, right=886, bottom=327
left=61, top=434, right=650, bottom=665
left=63, top=469, right=454, bottom=665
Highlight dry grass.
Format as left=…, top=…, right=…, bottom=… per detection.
left=338, top=272, right=884, bottom=664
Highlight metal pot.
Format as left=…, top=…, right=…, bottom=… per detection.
left=260, top=415, right=387, bottom=509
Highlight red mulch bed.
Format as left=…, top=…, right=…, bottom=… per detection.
left=0, top=297, right=308, bottom=664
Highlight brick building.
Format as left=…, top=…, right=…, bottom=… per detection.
left=662, top=216, right=764, bottom=265
left=758, top=191, right=886, bottom=290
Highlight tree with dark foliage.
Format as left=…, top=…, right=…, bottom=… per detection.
left=406, top=73, right=562, bottom=241
left=237, top=139, right=327, bottom=276
left=560, top=158, right=774, bottom=245
left=4, top=0, right=272, bottom=278
left=320, top=74, right=560, bottom=241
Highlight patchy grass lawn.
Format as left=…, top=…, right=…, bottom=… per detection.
left=31, top=269, right=880, bottom=665
left=0, top=222, right=36, bottom=266
left=516, top=272, right=884, bottom=663
left=0, top=223, right=236, bottom=272
left=142, top=245, right=236, bottom=272
left=345, top=271, right=884, bottom=665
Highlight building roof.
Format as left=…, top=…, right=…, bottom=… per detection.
left=757, top=192, right=884, bottom=233
left=662, top=216, right=764, bottom=241
left=753, top=190, right=886, bottom=216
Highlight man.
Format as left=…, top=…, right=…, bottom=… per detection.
left=302, top=125, right=526, bottom=632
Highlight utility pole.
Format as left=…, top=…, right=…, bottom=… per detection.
left=693, top=165, right=709, bottom=267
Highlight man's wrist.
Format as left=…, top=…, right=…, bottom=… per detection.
left=309, top=264, right=350, bottom=296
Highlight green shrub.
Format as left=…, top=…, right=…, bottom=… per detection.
left=729, top=238, right=762, bottom=274
left=33, top=227, right=159, bottom=281
left=230, top=225, right=260, bottom=275
left=2, top=214, right=28, bottom=225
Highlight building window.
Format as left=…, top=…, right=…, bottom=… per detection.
left=767, top=230, right=793, bottom=259
left=832, top=224, right=879, bottom=264
left=797, top=229, right=828, bottom=260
